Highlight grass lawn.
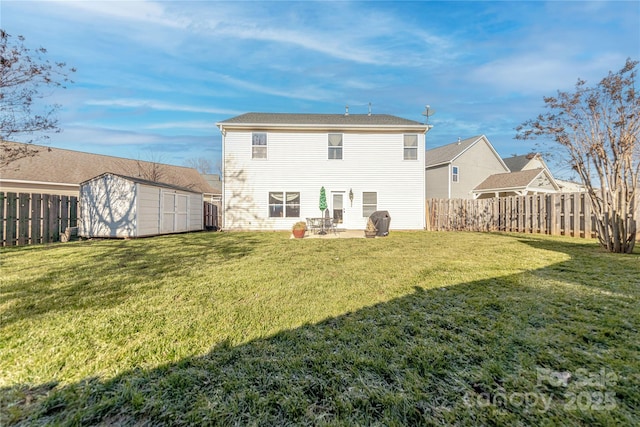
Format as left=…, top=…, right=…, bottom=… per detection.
left=1, top=231, right=638, bottom=425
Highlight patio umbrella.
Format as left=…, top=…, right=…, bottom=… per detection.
left=319, top=186, right=328, bottom=234
left=319, top=186, right=327, bottom=214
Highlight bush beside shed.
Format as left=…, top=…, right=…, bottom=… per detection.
left=79, top=173, right=203, bottom=238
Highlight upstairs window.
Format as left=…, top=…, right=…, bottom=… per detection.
left=362, top=192, right=377, bottom=217
left=328, top=134, right=343, bottom=159
left=404, top=134, right=418, bottom=160
left=452, top=166, right=459, bottom=183
left=269, top=192, right=300, bottom=217
left=252, top=132, right=267, bottom=159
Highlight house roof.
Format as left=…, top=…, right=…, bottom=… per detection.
left=502, top=153, right=540, bottom=172
left=217, top=112, right=428, bottom=131
left=1, top=141, right=218, bottom=195
left=425, top=135, right=509, bottom=171
left=473, top=168, right=557, bottom=192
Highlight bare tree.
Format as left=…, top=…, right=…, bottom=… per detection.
left=184, top=157, right=214, bottom=174
left=517, top=58, right=640, bottom=253
left=0, top=30, right=75, bottom=168
left=183, top=156, right=222, bottom=176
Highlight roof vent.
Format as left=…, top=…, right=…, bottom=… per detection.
left=368, top=102, right=372, bottom=116
left=457, top=137, right=461, bottom=144
left=345, top=105, right=349, bottom=116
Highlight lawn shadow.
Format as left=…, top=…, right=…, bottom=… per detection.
left=0, top=232, right=263, bottom=327
left=2, top=235, right=639, bottom=426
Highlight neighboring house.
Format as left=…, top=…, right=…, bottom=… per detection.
left=217, top=112, right=430, bottom=230
left=0, top=141, right=218, bottom=199
left=425, top=135, right=509, bottom=199
left=79, top=172, right=203, bottom=238
left=472, top=168, right=560, bottom=199
left=555, top=179, right=588, bottom=193
left=502, top=152, right=551, bottom=174
left=474, top=152, right=565, bottom=198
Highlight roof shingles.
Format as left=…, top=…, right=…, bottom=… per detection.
left=218, top=112, right=425, bottom=127
left=1, top=141, right=218, bottom=194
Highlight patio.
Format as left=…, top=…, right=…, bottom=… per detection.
left=292, top=229, right=365, bottom=239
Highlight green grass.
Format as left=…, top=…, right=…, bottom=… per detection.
left=1, top=231, right=638, bottom=425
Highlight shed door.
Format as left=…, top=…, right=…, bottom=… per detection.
left=176, top=195, right=188, bottom=232
left=162, top=193, right=176, bottom=233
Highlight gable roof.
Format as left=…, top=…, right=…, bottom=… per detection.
left=81, top=172, right=202, bottom=194
left=1, top=141, right=218, bottom=195
left=425, top=135, right=508, bottom=170
left=473, top=168, right=559, bottom=192
left=217, top=112, right=428, bottom=131
left=502, top=153, right=535, bottom=172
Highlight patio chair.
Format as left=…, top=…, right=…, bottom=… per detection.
left=323, top=211, right=337, bottom=235
left=306, top=218, right=320, bottom=234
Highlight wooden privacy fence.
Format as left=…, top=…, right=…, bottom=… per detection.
left=426, top=192, right=638, bottom=239
left=204, top=201, right=219, bottom=230
left=1, top=192, right=78, bottom=246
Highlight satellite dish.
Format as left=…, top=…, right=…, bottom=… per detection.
left=421, top=105, right=436, bottom=125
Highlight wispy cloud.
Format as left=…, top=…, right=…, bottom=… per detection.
left=84, top=99, right=240, bottom=115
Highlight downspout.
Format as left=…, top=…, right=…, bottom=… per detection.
left=218, top=124, right=226, bottom=230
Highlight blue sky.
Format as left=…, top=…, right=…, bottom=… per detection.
left=2, top=1, right=639, bottom=177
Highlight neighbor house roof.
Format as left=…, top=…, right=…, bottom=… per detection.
left=425, top=135, right=508, bottom=170
left=217, top=112, right=428, bottom=131
left=1, top=141, right=218, bottom=195
left=473, top=168, right=559, bottom=193
left=502, top=153, right=536, bottom=172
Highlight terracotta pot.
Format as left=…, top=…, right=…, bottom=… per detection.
left=293, top=229, right=305, bottom=238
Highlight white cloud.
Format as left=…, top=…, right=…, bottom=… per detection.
left=51, top=0, right=189, bottom=29
left=84, top=98, right=240, bottom=115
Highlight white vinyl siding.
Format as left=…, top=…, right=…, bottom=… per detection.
left=223, top=131, right=425, bottom=230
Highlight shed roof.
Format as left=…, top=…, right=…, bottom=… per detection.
left=1, top=141, right=218, bottom=195
left=81, top=172, right=203, bottom=193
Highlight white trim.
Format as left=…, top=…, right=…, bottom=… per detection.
left=0, top=178, right=78, bottom=187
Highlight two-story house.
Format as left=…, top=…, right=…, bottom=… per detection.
left=425, top=135, right=509, bottom=199
left=217, top=112, right=430, bottom=231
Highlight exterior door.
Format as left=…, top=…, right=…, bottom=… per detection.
left=332, top=192, right=344, bottom=224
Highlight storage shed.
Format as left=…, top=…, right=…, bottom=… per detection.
left=79, top=173, right=203, bottom=238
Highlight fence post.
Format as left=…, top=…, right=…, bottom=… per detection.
left=60, top=196, right=69, bottom=236
left=18, top=193, right=30, bottom=245
left=6, top=192, right=18, bottom=246
left=0, top=192, right=4, bottom=246
left=31, top=194, right=42, bottom=244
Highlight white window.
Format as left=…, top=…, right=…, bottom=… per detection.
left=362, top=192, right=377, bottom=217
left=252, top=132, right=267, bottom=159
left=328, top=134, right=343, bottom=160
left=269, top=192, right=300, bottom=218
left=452, top=166, right=459, bottom=183
left=404, top=134, right=418, bottom=160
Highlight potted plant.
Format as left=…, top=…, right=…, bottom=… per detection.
left=292, top=221, right=307, bottom=238
left=364, top=218, right=377, bottom=238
